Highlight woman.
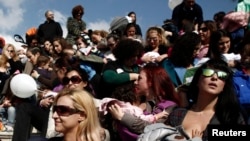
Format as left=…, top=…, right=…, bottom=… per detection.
left=108, top=64, right=181, bottom=140
left=196, top=20, right=217, bottom=59
left=104, top=34, right=120, bottom=61
left=166, top=59, right=245, bottom=141
left=65, top=5, right=87, bottom=46
left=2, top=43, right=24, bottom=75
left=25, top=47, right=58, bottom=90
left=162, top=32, right=201, bottom=87
left=99, top=38, right=144, bottom=98
left=48, top=89, right=108, bottom=141
left=53, top=37, right=74, bottom=59
left=127, top=11, right=142, bottom=37
left=122, top=23, right=143, bottom=43
left=141, top=26, right=169, bottom=65
left=91, top=29, right=109, bottom=52
left=206, top=29, right=240, bottom=68
left=12, top=58, right=84, bottom=141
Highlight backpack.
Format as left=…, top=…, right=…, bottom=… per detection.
left=137, top=123, right=193, bottom=141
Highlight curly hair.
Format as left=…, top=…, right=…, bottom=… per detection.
left=113, top=38, right=144, bottom=63
left=72, top=5, right=84, bottom=18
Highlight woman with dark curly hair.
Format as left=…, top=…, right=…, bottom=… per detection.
left=65, top=5, right=87, bottom=45
left=98, top=38, right=144, bottom=99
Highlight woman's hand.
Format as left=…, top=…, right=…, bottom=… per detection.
left=40, top=96, right=54, bottom=108
left=108, top=104, right=124, bottom=121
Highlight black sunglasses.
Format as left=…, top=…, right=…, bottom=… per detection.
left=53, top=105, right=79, bottom=116
left=199, top=27, right=208, bottom=32
left=62, top=75, right=82, bottom=85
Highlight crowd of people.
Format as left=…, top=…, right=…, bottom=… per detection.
left=0, top=0, right=249, bottom=141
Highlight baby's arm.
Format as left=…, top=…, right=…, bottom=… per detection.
left=154, top=110, right=169, bottom=121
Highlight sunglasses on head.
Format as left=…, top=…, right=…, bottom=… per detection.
left=202, top=68, right=228, bottom=81
left=52, top=105, right=79, bottom=116
left=62, top=75, right=82, bottom=85
left=199, top=27, right=208, bottom=32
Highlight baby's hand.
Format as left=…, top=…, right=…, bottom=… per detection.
left=154, top=110, right=169, bottom=120
left=192, top=129, right=203, bottom=138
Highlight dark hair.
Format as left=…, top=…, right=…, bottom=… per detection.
left=207, top=29, right=233, bottom=59
left=36, top=55, right=50, bottom=67
left=64, top=65, right=94, bottom=94
left=52, top=37, right=72, bottom=56
left=188, top=59, right=242, bottom=124
left=113, top=38, right=144, bottom=63
left=213, top=11, right=226, bottom=23
left=169, top=32, right=201, bottom=67
left=72, top=5, right=84, bottom=18
left=27, top=47, right=41, bottom=55
left=127, top=11, right=136, bottom=23
left=123, top=23, right=137, bottom=36
left=111, top=83, right=136, bottom=104
left=75, top=34, right=92, bottom=46
left=199, top=20, right=217, bottom=32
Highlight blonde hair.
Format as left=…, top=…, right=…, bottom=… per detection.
left=54, top=89, right=103, bottom=141
left=92, top=30, right=108, bottom=38
left=2, top=43, right=20, bottom=61
left=0, top=55, right=8, bottom=68
left=145, top=26, right=169, bottom=47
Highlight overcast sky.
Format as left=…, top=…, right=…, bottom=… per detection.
left=0, top=0, right=238, bottom=48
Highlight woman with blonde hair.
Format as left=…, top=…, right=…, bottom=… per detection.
left=49, top=89, right=108, bottom=141
left=141, top=26, right=170, bottom=65
left=2, top=43, right=23, bottom=74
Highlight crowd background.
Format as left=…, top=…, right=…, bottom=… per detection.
left=0, top=0, right=249, bottom=141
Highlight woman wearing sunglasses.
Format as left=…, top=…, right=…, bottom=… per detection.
left=166, top=59, right=245, bottom=141
left=48, top=89, right=108, bottom=141
left=196, top=20, right=217, bottom=60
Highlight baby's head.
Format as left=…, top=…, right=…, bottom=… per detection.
left=37, top=55, right=50, bottom=69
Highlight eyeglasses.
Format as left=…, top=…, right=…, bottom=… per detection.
left=7, top=50, right=14, bottom=53
left=147, top=37, right=158, bottom=42
left=53, top=105, right=79, bottom=116
left=62, top=75, right=82, bottom=85
left=202, top=68, right=228, bottom=81
left=199, top=27, right=208, bottom=32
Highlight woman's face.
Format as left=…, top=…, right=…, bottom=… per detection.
left=7, top=46, right=15, bottom=58
left=134, top=70, right=149, bottom=97
left=218, top=36, right=231, bottom=54
left=44, top=41, right=52, bottom=51
left=129, top=13, right=136, bottom=23
left=64, top=70, right=87, bottom=90
left=199, top=23, right=211, bottom=43
left=147, top=30, right=160, bottom=49
left=26, top=51, right=39, bottom=65
left=53, top=40, right=62, bottom=54
left=126, top=26, right=136, bottom=37
left=197, top=68, right=226, bottom=96
left=91, top=34, right=101, bottom=44
left=53, top=95, right=84, bottom=134
left=107, top=37, right=117, bottom=50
